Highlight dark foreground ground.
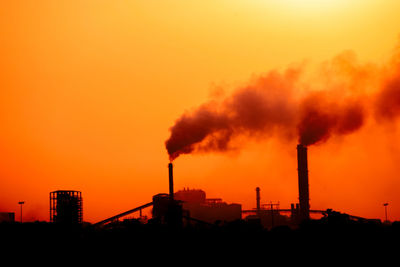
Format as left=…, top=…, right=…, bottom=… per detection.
left=2, top=212, right=400, bottom=260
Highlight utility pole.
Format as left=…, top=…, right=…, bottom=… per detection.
left=18, top=201, right=25, bottom=223
left=383, top=203, right=389, bottom=223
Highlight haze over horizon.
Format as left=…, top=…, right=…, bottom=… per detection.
left=1, top=0, right=400, bottom=223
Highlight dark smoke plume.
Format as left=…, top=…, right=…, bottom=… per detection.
left=297, top=93, right=365, bottom=146
left=375, top=75, right=400, bottom=121
left=166, top=46, right=400, bottom=161
left=166, top=69, right=298, bottom=161
left=374, top=41, right=400, bottom=121
left=165, top=104, right=231, bottom=161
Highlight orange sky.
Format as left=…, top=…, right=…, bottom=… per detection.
left=1, top=0, right=400, bottom=223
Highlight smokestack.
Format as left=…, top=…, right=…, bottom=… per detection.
left=256, top=187, right=261, bottom=214
left=297, top=144, right=310, bottom=221
left=168, top=162, right=174, bottom=201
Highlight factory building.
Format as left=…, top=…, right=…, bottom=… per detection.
left=50, top=190, right=83, bottom=224
left=0, top=212, right=15, bottom=223
left=152, top=193, right=183, bottom=227
left=96, top=144, right=314, bottom=228
left=175, top=188, right=242, bottom=224
left=151, top=163, right=184, bottom=227
left=244, top=187, right=292, bottom=228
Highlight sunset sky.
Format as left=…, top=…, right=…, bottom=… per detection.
left=1, top=0, right=400, bottom=223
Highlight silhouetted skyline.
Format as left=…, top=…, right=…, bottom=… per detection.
left=1, top=1, right=400, bottom=223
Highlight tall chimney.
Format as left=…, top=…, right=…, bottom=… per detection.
left=256, top=187, right=261, bottom=214
left=297, top=144, right=310, bottom=221
left=168, top=162, right=174, bottom=201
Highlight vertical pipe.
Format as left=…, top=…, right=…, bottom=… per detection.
left=168, top=163, right=174, bottom=201
left=18, top=201, right=24, bottom=223
left=290, top=203, right=295, bottom=222
left=270, top=202, right=274, bottom=227
left=256, top=187, right=261, bottom=214
left=297, top=144, right=310, bottom=221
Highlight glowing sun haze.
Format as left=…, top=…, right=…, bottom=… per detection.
left=277, top=0, right=348, bottom=9
left=254, top=0, right=359, bottom=14
left=1, top=0, right=400, bottom=223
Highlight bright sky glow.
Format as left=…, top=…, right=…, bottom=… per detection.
left=253, top=0, right=355, bottom=15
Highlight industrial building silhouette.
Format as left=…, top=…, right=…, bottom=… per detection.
left=0, top=144, right=399, bottom=254
left=28, top=144, right=388, bottom=229
left=50, top=190, right=82, bottom=224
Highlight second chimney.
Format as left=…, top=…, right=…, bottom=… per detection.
left=168, top=162, right=174, bottom=201
left=256, top=187, right=261, bottom=214
left=297, top=144, right=310, bottom=221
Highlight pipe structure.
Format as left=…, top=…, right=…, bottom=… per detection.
left=168, top=163, right=174, bottom=201
left=297, top=144, right=310, bottom=221
left=256, top=187, right=261, bottom=214
left=93, top=202, right=154, bottom=226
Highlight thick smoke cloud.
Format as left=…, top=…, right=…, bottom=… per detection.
left=165, top=104, right=231, bottom=161
left=375, top=75, right=400, bottom=121
left=166, top=69, right=298, bottom=161
left=298, top=93, right=365, bottom=146
left=166, top=47, right=400, bottom=161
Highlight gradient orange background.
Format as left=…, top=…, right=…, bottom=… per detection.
left=1, top=0, right=400, bottom=222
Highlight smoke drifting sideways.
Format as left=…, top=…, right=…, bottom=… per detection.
left=166, top=69, right=300, bottom=161
left=166, top=49, right=400, bottom=161
left=298, top=93, right=365, bottom=146
left=375, top=76, right=400, bottom=121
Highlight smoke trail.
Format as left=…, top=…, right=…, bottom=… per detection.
left=297, top=92, right=365, bottom=146
left=165, top=69, right=299, bottom=161
left=165, top=49, right=400, bottom=160
left=375, top=75, right=400, bottom=121
left=165, top=104, right=231, bottom=161
left=373, top=40, right=400, bottom=122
